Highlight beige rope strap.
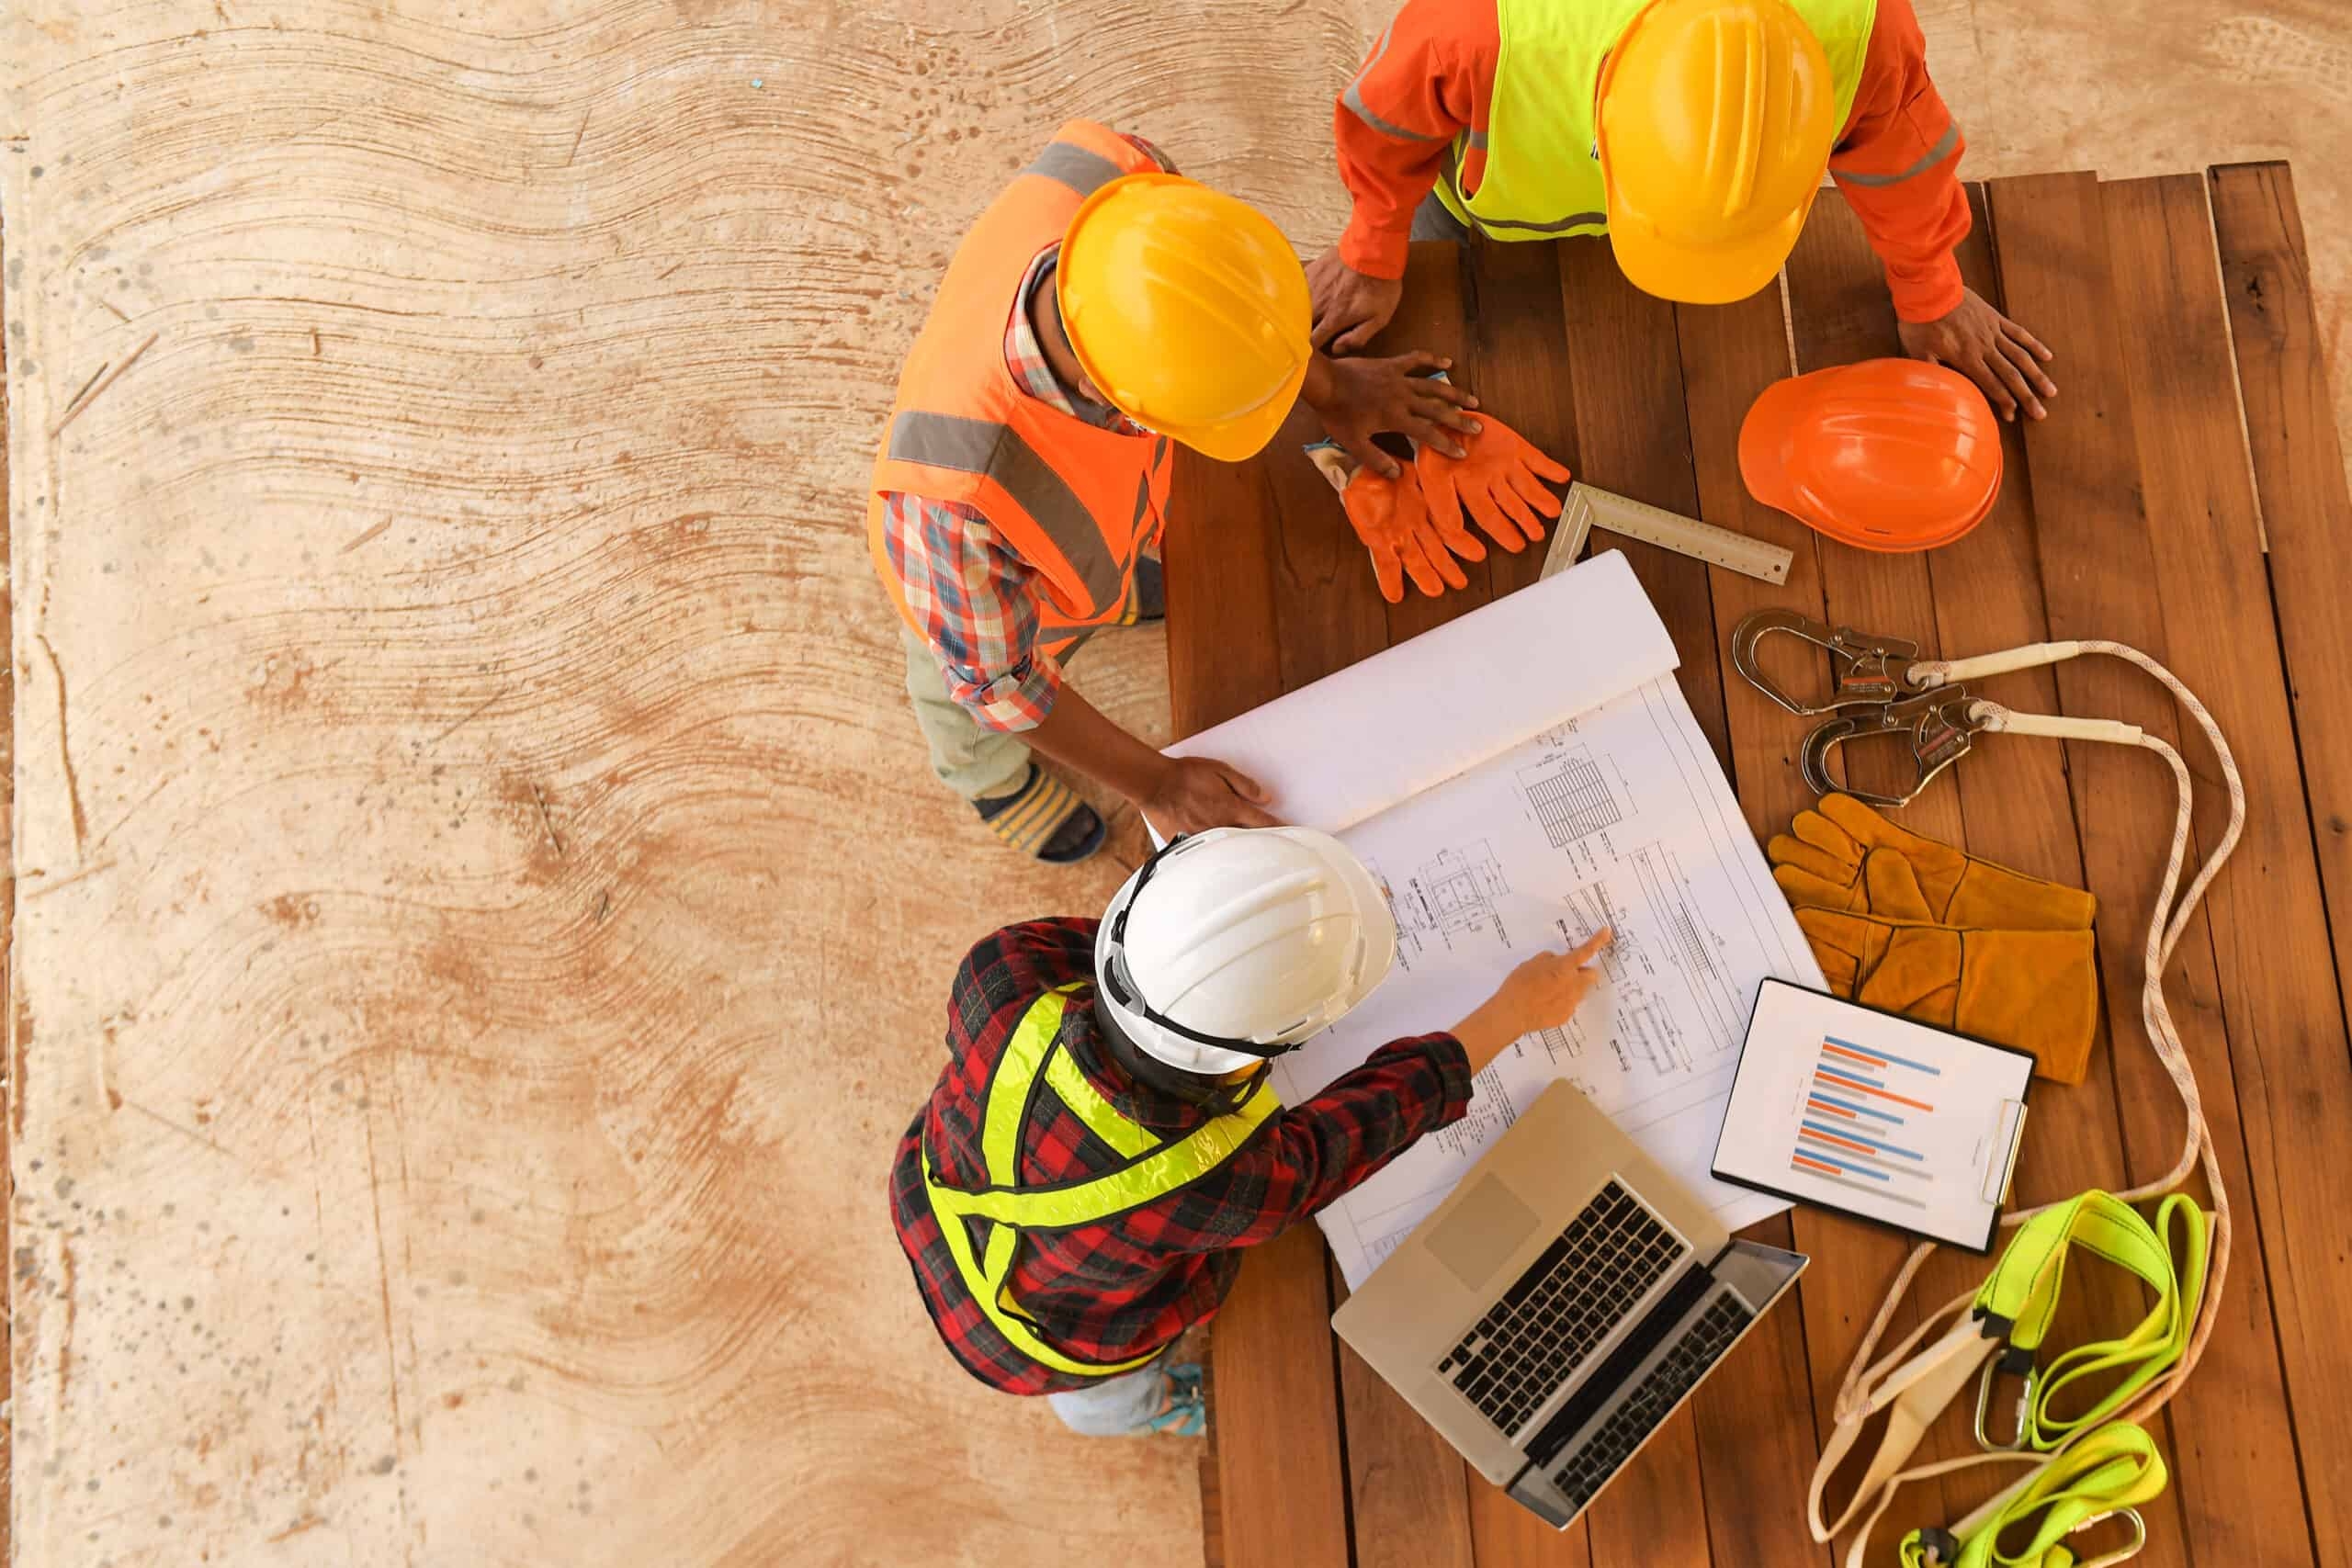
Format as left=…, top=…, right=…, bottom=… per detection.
left=1804, top=639, right=2243, bottom=1564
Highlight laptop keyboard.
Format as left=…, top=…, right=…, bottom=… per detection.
left=1548, top=1291, right=1754, bottom=1515
left=1433, top=1179, right=1685, bottom=1436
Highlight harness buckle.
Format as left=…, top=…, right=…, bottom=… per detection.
left=1973, top=1343, right=2038, bottom=1451
left=1800, top=689, right=1984, bottom=807
left=1912, top=1526, right=1963, bottom=1566
left=1731, top=608, right=1927, bottom=716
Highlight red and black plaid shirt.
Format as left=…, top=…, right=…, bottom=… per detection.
left=890, top=918, right=1472, bottom=1394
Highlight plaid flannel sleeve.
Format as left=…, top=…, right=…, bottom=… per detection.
left=881, top=490, right=1065, bottom=732
left=1132, top=1033, right=1476, bottom=1255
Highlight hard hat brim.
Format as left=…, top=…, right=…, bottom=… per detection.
left=1803, top=482, right=1998, bottom=553
left=1609, top=202, right=1801, bottom=307
left=1737, top=373, right=1809, bottom=517
left=1164, top=360, right=1309, bottom=463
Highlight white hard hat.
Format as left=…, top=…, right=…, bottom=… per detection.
left=1095, top=827, right=1399, bottom=1077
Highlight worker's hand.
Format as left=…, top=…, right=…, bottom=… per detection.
left=1415, top=412, right=1570, bottom=554
left=1303, top=351, right=1481, bottom=479
left=1307, top=247, right=1407, bottom=355
left=1141, top=756, right=1283, bottom=839
left=1451, top=928, right=1614, bottom=1073
left=1341, top=467, right=1476, bottom=604
left=1897, top=288, right=2056, bottom=423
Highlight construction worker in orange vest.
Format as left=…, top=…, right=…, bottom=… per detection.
left=1307, top=0, right=2060, bottom=423
left=871, top=122, right=1481, bottom=864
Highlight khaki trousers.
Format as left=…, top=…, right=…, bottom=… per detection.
left=900, top=627, right=1090, bottom=805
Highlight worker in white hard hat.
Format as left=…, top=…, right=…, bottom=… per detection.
left=888, top=826, right=1614, bottom=1436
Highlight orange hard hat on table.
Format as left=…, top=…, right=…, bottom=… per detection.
left=1599, top=0, right=1838, bottom=305
left=1057, top=173, right=1314, bottom=463
left=1738, top=358, right=2004, bottom=552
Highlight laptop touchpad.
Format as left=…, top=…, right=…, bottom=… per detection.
left=1426, top=1173, right=1542, bottom=1292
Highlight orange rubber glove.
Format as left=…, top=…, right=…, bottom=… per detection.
left=1414, top=412, right=1571, bottom=554
left=1770, top=794, right=2095, bottom=931
left=1341, top=466, right=1470, bottom=604
left=1795, top=908, right=2100, bottom=1085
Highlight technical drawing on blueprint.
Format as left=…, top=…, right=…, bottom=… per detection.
left=1378, top=841, right=1514, bottom=964
left=1272, top=675, right=1826, bottom=1289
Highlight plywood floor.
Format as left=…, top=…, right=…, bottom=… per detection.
left=3, top=2, right=2347, bottom=1564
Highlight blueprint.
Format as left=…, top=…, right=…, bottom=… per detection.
left=1269, top=675, right=1825, bottom=1289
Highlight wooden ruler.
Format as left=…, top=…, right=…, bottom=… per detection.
left=1540, top=481, right=1793, bottom=584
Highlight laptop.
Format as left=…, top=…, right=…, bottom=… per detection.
left=1332, top=1079, right=1807, bottom=1529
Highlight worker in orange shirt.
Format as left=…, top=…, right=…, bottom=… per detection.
left=1307, top=0, right=2060, bottom=423
left=873, top=122, right=1480, bottom=863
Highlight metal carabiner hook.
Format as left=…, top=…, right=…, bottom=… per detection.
left=2076, top=1507, right=2150, bottom=1568
left=1801, top=690, right=1984, bottom=807
left=1973, top=1343, right=2039, bottom=1451
left=1731, top=608, right=1928, bottom=716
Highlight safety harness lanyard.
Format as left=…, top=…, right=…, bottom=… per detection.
left=1806, top=1191, right=2207, bottom=1561
left=1741, top=623, right=2245, bottom=1564
left=1896, top=1422, right=2168, bottom=1568
left=922, top=984, right=1280, bottom=1379
left=1970, top=1193, right=2208, bottom=1452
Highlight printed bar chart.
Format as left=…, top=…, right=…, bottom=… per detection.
left=1716, top=983, right=2033, bottom=1251
left=1790, top=1036, right=1943, bottom=1211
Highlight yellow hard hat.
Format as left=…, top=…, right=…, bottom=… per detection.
left=1057, top=173, right=1312, bottom=463
left=1598, top=0, right=1836, bottom=305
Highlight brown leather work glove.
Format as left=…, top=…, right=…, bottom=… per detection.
left=1795, top=908, right=2099, bottom=1085
left=1770, top=794, right=2095, bottom=931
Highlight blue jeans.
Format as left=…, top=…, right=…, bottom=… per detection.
left=1046, top=1359, right=1167, bottom=1437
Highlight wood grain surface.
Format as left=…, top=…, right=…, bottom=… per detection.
left=2209, top=171, right=2352, bottom=1564
left=0, top=6, right=1227, bottom=1563
left=2097, top=173, right=2348, bottom=1567
left=1670, top=280, right=1831, bottom=1568
left=1187, top=175, right=2351, bottom=1568
left=7, top=3, right=2352, bottom=1566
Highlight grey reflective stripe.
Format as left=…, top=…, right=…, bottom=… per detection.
left=1471, top=209, right=1607, bottom=234
left=1443, top=129, right=1600, bottom=236
left=887, top=410, right=1000, bottom=473
left=1046, top=626, right=1099, bottom=661
left=1342, top=82, right=1445, bottom=143
left=1340, top=22, right=1444, bottom=143
left=1024, top=140, right=1125, bottom=198
left=1834, top=122, right=1961, bottom=188
left=887, top=412, right=1125, bottom=611
left=1138, top=436, right=1169, bottom=526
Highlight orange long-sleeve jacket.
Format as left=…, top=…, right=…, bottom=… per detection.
left=1334, top=0, right=1971, bottom=321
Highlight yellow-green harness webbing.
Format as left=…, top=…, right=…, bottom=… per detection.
left=1898, top=1421, right=2167, bottom=1568
left=922, top=983, right=1280, bottom=1378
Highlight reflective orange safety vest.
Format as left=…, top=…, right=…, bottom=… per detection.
left=868, top=121, right=1172, bottom=660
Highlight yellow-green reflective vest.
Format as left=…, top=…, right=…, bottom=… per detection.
left=1435, top=0, right=1876, bottom=240
left=920, top=983, right=1282, bottom=1379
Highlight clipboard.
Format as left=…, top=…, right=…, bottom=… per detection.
left=1710, top=979, right=2034, bottom=1253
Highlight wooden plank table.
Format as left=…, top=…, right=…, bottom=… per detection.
left=1164, top=166, right=2352, bottom=1568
